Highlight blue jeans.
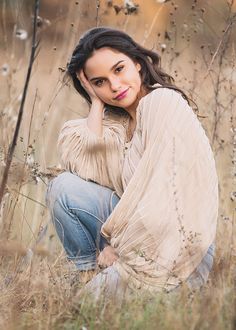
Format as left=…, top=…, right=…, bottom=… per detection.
left=46, top=172, right=215, bottom=289
left=46, top=172, right=120, bottom=270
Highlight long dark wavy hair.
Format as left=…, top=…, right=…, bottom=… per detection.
left=67, top=27, right=197, bottom=116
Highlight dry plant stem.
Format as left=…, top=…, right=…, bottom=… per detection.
left=0, top=0, right=40, bottom=206
left=200, top=10, right=235, bottom=148
left=96, top=0, right=100, bottom=27
left=211, top=15, right=235, bottom=145
left=202, top=13, right=236, bottom=82
left=141, top=5, right=164, bottom=46
left=35, top=80, right=67, bottom=142
left=13, top=89, right=38, bottom=197
left=1, top=1, right=8, bottom=49
left=10, top=188, right=46, bottom=209
left=25, top=90, right=37, bottom=163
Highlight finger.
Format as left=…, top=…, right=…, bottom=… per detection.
left=97, top=253, right=105, bottom=265
left=78, top=69, right=88, bottom=84
left=77, top=70, right=95, bottom=95
left=98, top=256, right=111, bottom=268
left=76, top=70, right=85, bottom=86
left=77, top=70, right=84, bottom=81
left=76, top=70, right=81, bottom=81
left=80, top=69, right=87, bottom=80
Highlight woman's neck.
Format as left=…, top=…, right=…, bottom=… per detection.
left=125, top=85, right=150, bottom=121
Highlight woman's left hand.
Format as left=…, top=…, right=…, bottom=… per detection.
left=97, top=245, right=119, bottom=268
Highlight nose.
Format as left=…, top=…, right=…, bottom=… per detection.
left=109, top=76, right=121, bottom=92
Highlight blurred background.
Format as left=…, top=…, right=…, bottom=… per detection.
left=0, top=0, right=235, bottom=261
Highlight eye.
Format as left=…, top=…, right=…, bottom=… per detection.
left=94, top=79, right=104, bottom=87
left=115, top=65, right=124, bottom=73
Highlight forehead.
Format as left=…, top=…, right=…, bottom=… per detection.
left=84, top=47, right=130, bottom=76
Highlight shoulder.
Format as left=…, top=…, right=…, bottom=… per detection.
left=138, top=87, right=195, bottom=137
left=61, top=118, right=86, bottom=127
left=59, top=118, right=87, bottom=133
left=139, top=87, right=185, bottom=108
left=138, top=87, right=190, bottom=122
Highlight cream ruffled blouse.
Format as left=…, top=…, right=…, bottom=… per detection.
left=58, top=87, right=219, bottom=292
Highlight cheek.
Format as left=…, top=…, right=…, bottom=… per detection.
left=94, top=89, right=109, bottom=102
left=131, top=67, right=141, bottom=82
left=134, top=71, right=142, bottom=88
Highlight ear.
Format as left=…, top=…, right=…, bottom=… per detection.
left=135, top=62, right=141, bottom=72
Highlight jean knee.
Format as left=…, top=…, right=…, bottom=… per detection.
left=45, top=172, right=76, bottom=206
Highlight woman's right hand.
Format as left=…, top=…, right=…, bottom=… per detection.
left=77, top=70, right=104, bottom=108
left=97, top=245, right=119, bottom=268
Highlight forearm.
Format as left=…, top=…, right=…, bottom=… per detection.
left=87, top=101, right=104, bottom=138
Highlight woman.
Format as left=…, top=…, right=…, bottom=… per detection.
left=46, top=27, right=218, bottom=297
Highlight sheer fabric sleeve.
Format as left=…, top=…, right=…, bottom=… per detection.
left=101, top=88, right=219, bottom=291
left=57, top=116, right=127, bottom=198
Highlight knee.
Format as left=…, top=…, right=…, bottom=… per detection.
left=45, top=172, right=78, bottom=211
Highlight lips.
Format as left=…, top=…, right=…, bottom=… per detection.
left=114, top=88, right=129, bottom=100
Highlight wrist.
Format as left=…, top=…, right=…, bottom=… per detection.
left=91, top=98, right=104, bottom=108
left=103, top=244, right=110, bottom=250
left=90, top=103, right=104, bottom=117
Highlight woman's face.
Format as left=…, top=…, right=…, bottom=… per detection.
left=83, top=47, right=143, bottom=113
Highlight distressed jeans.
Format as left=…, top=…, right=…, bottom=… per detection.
left=46, top=171, right=215, bottom=291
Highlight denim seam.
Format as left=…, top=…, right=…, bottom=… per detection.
left=53, top=214, right=65, bottom=245
left=67, top=254, right=97, bottom=261
left=69, top=207, right=105, bottom=225
left=53, top=200, right=96, bottom=255
left=72, top=215, right=96, bottom=254
left=68, top=207, right=104, bottom=250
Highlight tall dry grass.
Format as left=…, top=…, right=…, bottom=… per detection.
left=0, top=0, right=235, bottom=329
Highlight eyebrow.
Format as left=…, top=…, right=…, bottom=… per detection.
left=89, top=60, right=125, bottom=82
